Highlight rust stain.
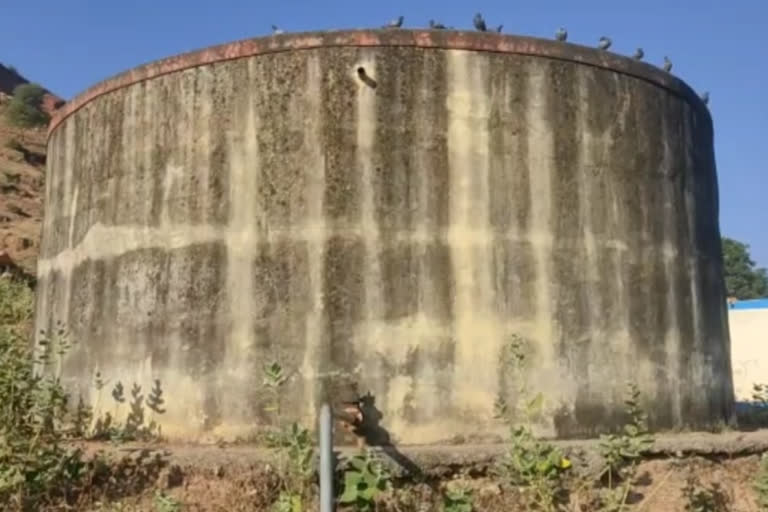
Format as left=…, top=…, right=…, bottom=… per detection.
left=48, top=29, right=707, bottom=139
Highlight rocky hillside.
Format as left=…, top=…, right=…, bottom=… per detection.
left=0, top=63, right=62, bottom=278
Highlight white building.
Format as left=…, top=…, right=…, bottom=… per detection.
left=728, top=298, right=768, bottom=401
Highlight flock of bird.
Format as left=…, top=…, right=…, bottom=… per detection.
left=270, top=13, right=710, bottom=106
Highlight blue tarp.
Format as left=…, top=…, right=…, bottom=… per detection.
left=730, top=298, right=768, bottom=310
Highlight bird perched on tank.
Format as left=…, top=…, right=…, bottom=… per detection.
left=632, top=48, right=644, bottom=60
left=597, top=36, right=612, bottom=50
left=663, top=56, right=673, bottom=72
left=335, top=396, right=368, bottom=448
left=473, top=13, right=487, bottom=31
left=271, top=24, right=284, bottom=35
left=385, top=15, right=404, bottom=28
left=700, top=91, right=710, bottom=105
left=337, top=400, right=363, bottom=428
left=555, top=27, right=568, bottom=41
left=429, top=19, right=446, bottom=29
left=495, top=24, right=503, bottom=33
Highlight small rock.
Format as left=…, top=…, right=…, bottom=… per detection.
left=15, top=237, right=32, bottom=250
left=213, top=465, right=225, bottom=478
left=8, top=204, right=29, bottom=217
left=158, top=464, right=184, bottom=489
left=4, top=150, right=24, bottom=163
left=479, top=482, right=502, bottom=497
left=0, top=250, right=15, bottom=266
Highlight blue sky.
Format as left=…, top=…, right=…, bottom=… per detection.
left=2, top=0, right=766, bottom=267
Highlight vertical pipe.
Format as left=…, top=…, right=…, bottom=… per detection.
left=319, top=402, right=334, bottom=512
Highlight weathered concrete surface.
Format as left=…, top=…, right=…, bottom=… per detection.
left=37, top=30, right=732, bottom=443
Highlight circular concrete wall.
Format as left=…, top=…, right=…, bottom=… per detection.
left=37, top=30, right=733, bottom=443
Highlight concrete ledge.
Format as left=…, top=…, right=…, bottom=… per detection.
left=48, top=29, right=709, bottom=139
left=78, top=429, right=768, bottom=478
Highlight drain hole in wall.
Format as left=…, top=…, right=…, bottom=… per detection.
left=356, top=66, right=377, bottom=89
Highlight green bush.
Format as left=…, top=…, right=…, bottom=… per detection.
left=0, top=278, right=171, bottom=510
left=0, top=278, right=84, bottom=508
left=5, top=83, right=50, bottom=128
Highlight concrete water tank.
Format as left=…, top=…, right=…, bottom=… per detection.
left=37, top=30, right=733, bottom=443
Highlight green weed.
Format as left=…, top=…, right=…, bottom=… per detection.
left=595, top=382, right=655, bottom=512
left=338, top=449, right=391, bottom=511
left=682, top=475, right=729, bottom=512
left=272, top=491, right=303, bottom=512
left=442, top=485, right=474, bottom=512
left=495, top=335, right=571, bottom=512
left=152, top=489, right=182, bottom=512
left=262, top=362, right=316, bottom=511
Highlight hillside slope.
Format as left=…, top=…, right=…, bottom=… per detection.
left=0, top=64, right=62, bottom=277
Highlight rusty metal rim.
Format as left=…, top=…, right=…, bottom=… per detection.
left=47, top=29, right=708, bottom=139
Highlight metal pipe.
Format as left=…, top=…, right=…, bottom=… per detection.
left=319, top=402, right=334, bottom=512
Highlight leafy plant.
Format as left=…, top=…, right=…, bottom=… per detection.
left=259, top=360, right=292, bottom=448
left=598, top=383, right=654, bottom=478
left=499, top=424, right=571, bottom=511
left=5, top=83, right=50, bottom=127
left=261, top=362, right=317, bottom=511
left=442, top=485, right=474, bottom=512
left=267, top=421, right=315, bottom=511
left=595, top=382, right=655, bottom=511
left=153, top=489, right=182, bottom=512
left=682, top=475, right=729, bottom=512
left=495, top=335, right=571, bottom=512
left=338, top=450, right=391, bottom=511
left=272, top=491, right=303, bottom=512
left=495, top=334, right=548, bottom=425
left=263, top=361, right=287, bottom=417
left=271, top=423, right=315, bottom=480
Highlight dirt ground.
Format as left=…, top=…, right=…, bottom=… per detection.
left=75, top=429, right=768, bottom=511
left=92, top=456, right=759, bottom=511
